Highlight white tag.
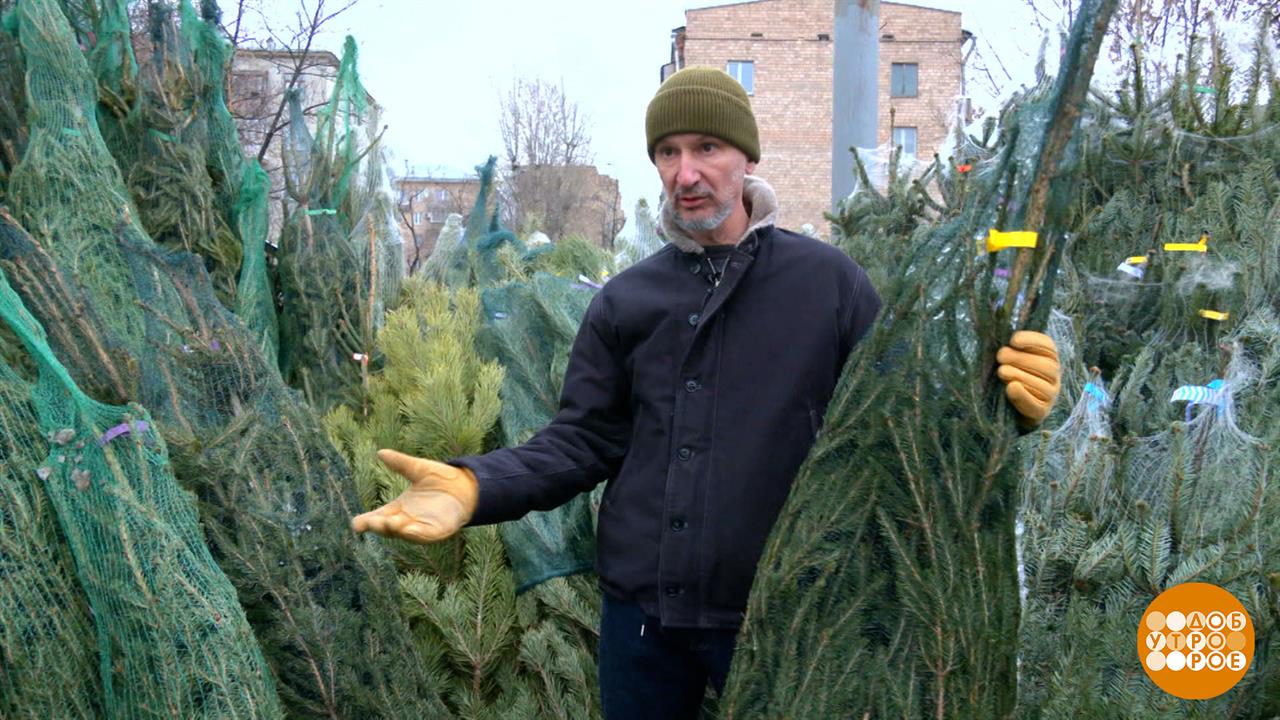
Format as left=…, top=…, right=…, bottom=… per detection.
left=1116, top=262, right=1144, bottom=279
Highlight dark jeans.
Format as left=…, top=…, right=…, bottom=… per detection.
left=598, top=594, right=739, bottom=720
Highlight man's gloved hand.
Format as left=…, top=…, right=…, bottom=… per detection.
left=351, top=449, right=479, bottom=544
left=996, top=330, right=1061, bottom=427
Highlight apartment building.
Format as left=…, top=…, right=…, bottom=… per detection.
left=394, top=176, right=482, bottom=271
left=662, top=0, right=969, bottom=232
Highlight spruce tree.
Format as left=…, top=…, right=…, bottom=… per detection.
left=0, top=2, right=449, bottom=714
left=276, top=36, right=404, bottom=412
left=1017, top=20, right=1280, bottom=716
left=722, top=1, right=1118, bottom=716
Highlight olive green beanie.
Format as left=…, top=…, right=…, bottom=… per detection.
left=645, top=66, right=760, bottom=163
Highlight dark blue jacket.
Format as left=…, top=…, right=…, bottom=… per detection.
left=455, top=225, right=881, bottom=628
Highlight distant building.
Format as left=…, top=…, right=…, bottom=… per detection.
left=394, top=176, right=482, bottom=271
left=661, top=0, right=970, bottom=232
left=507, top=164, right=626, bottom=250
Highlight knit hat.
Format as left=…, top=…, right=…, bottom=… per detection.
left=645, top=67, right=760, bottom=163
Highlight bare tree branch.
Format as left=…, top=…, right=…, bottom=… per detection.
left=496, top=77, right=620, bottom=244
left=230, top=0, right=357, bottom=164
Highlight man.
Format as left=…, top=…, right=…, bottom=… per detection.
left=352, top=67, right=1061, bottom=719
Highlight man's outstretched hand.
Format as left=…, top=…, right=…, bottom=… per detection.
left=351, top=449, right=479, bottom=544
left=996, top=330, right=1061, bottom=428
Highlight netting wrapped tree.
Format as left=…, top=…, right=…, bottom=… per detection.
left=0, top=264, right=283, bottom=718
left=0, top=289, right=102, bottom=719
left=276, top=36, right=404, bottom=412
left=0, top=5, right=25, bottom=203
left=720, top=1, right=1118, bottom=716
left=612, top=197, right=664, bottom=271
left=100, top=1, right=242, bottom=304
left=477, top=271, right=602, bottom=588
left=83, top=0, right=278, bottom=361
left=182, top=0, right=279, bottom=362
left=1017, top=23, right=1280, bottom=716
left=0, top=1, right=447, bottom=715
left=1020, top=328, right=1280, bottom=717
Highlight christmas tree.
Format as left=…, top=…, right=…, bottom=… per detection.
left=612, top=197, right=664, bottom=271
left=0, top=2, right=447, bottom=715
left=722, top=0, right=1118, bottom=715
left=1017, top=19, right=1280, bottom=716
left=326, top=276, right=603, bottom=718
left=0, top=262, right=283, bottom=718
left=275, top=36, right=404, bottom=412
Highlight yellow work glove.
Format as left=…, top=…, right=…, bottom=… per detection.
left=995, top=330, right=1061, bottom=428
left=351, top=449, right=479, bottom=544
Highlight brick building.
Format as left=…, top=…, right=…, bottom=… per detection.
left=507, top=164, right=626, bottom=250
left=394, top=176, right=483, bottom=272
left=662, top=0, right=970, bottom=232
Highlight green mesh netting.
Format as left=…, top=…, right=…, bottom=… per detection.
left=0, top=10, right=24, bottom=203
left=0, top=263, right=282, bottom=718
left=418, top=156, right=506, bottom=288
left=93, top=0, right=243, bottom=309
left=0, top=1, right=447, bottom=715
left=181, top=0, right=279, bottom=363
left=0, top=289, right=101, bottom=719
left=720, top=1, right=1118, bottom=716
left=276, top=35, right=404, bottom=412
left=62, top=0, right=278, bottom=362
left=478, top=272, right=600, bottom=590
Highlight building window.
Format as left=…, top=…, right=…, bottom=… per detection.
left=892, top=127, right=918, bottom=157
left=891, top=63, right=918, bottom=97
left=412, top=211, right=424, bottom=225
left=726, top=60, right=754, bottom=95
left=435, top=188, right=449, bottom=201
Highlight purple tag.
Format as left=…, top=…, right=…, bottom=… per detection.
left=98, top=421, right=150, bottom=447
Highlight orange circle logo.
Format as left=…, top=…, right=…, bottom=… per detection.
left=1138, top=582, right=1254, bottom=699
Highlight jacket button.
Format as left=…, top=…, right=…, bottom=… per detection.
left=670, top=518, right=687, bottom=531
left=677, top=447, right=692, bottom=461
left=684, top=379, right=700, bottom=393
left=688, top=313, right=699, bottom=326
left=665, top=584, right=684, bottom=597
left=689, top=263, right=700, bottom=274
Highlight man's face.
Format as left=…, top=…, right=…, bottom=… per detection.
left=654, top=133, right=756, bottom=234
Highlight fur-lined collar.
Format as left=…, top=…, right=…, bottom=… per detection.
left=658, top=175, right=780, bottom=255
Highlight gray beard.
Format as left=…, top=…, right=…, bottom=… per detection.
left=673, top=199, right=734, bottom=234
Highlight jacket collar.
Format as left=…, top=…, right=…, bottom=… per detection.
left=658, top=175, right=780, bottom=255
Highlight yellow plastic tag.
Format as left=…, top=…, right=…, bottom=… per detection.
left=1125, top=256, right=1148, bottom=265
left=985, top=230, right=1039, bottom=253
left=1199, top=309, right=1229, bottom=321
left=1164, top=235, right=1208, bottom=253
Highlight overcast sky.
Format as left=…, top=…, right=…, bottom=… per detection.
left=269, top=1, right=1069, bottom=236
